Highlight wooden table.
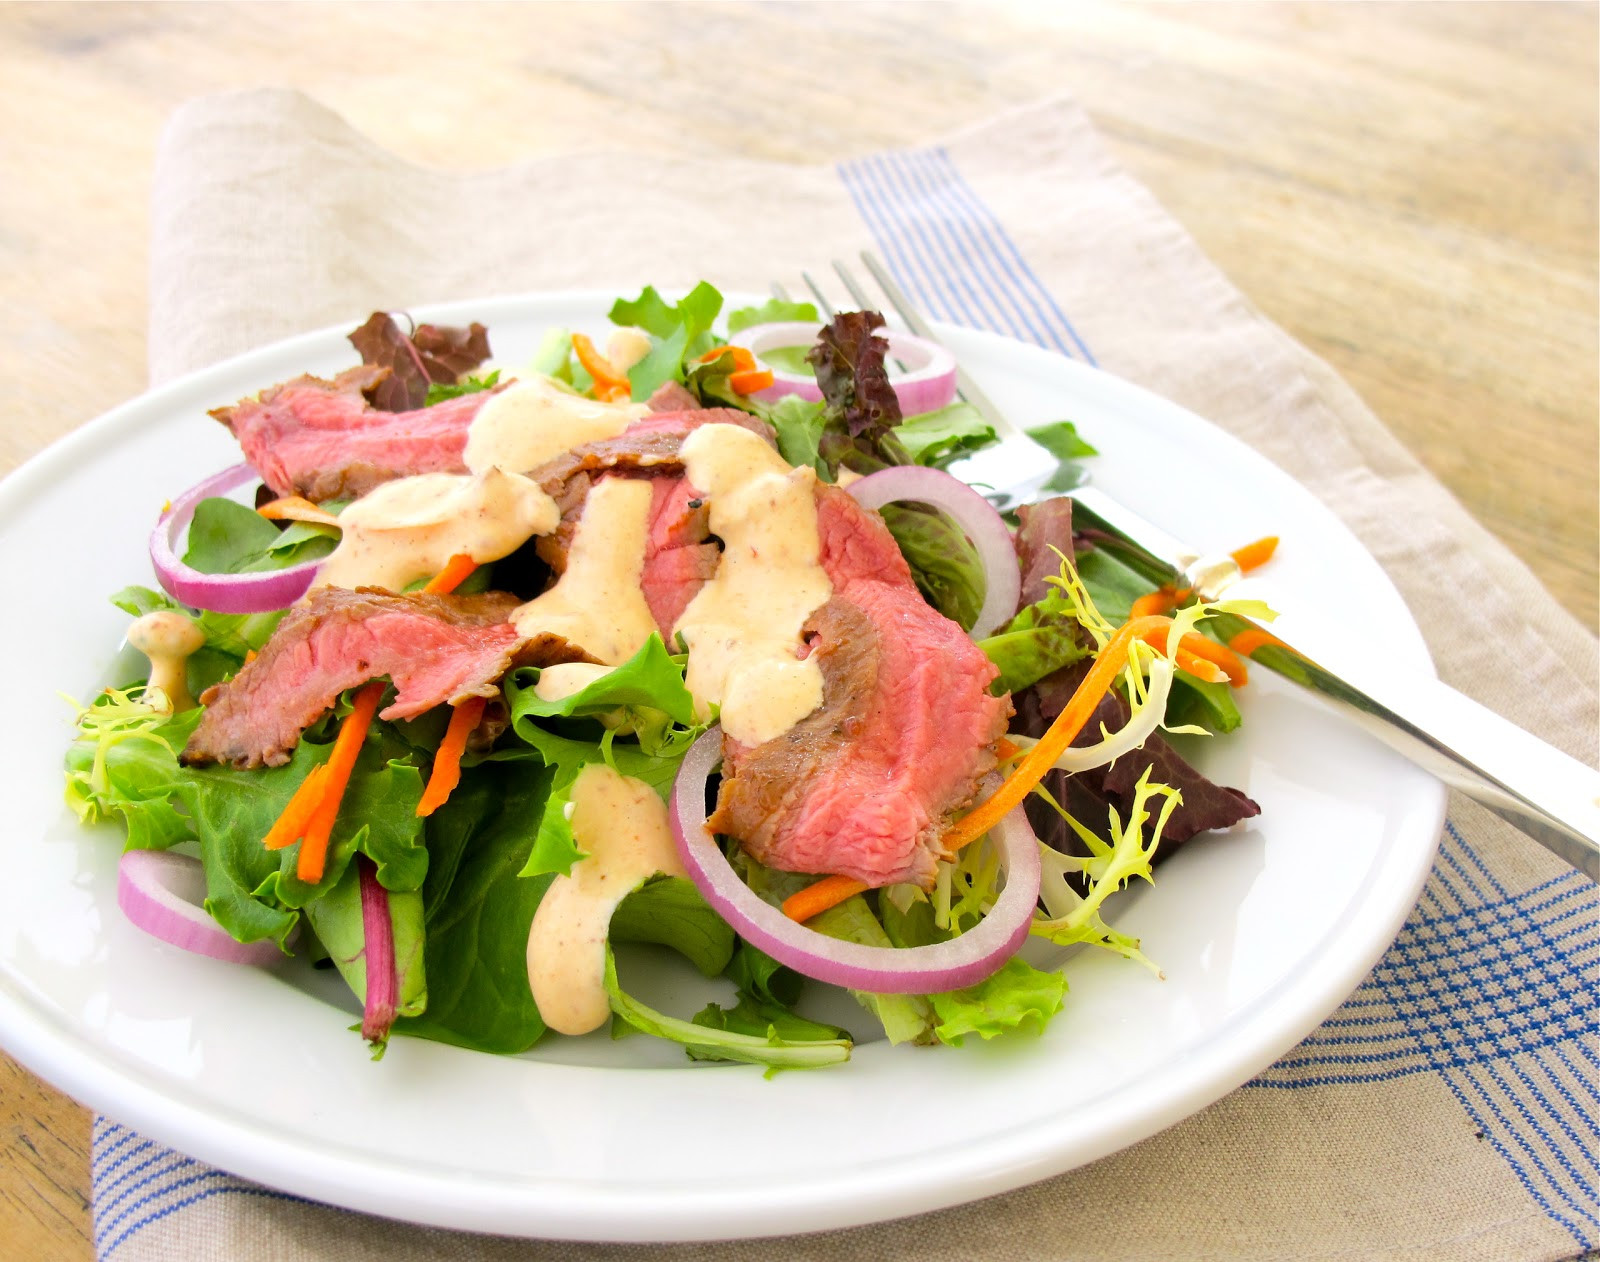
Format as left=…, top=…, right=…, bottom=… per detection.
left=1, top=3, right=1593, bottom=1255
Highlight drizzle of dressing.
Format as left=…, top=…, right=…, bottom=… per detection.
left=511, top=477, right=657, bottom=664
left=525, top=763, right=686, bottom=1036
left=126, top=611, right=205, bottom=713
left=674, top=423, right=832, bottom=745
left=464, top=375, right=648, bottom=475
left=312, top=467, right=557, bottom=592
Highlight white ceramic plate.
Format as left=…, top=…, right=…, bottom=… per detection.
left=0, top=293, right=1445, bottom=1241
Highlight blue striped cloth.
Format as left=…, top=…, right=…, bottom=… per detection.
left=94, top=94, right=1600, bottom=1260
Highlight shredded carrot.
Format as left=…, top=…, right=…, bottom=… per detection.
left=728, top=368, right=775, bottom=395
left=257, top=496, right=340, bottom=527
left=1231, top=535, right=1279, bottom=572
left=423, top=553, right=477, bottom=595
left=1138, top=627, right=1245, bottom=686
left=1228, top=627, right=1288, bottom=657
left=261, top=764, right=331, bottom=851
left=243, top=649, right=258, bottom=665
left=1130, top=588, right=1183, bottom=619
left=994, top=736, right=1020, bottom=761
left=571, top=332, right=632, bottom=402
left=781, top=874, right=868, bottom=924
left=783, top=615, right=1174, bottom=924
left=416, top=696, right=487, bottom=817
left=696, top=345, right=758, bottom=372
left=295, top=681, right=386, bottom=884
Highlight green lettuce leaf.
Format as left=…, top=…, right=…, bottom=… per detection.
left=609, top=282, right=724, bottom=401
left=604, top=945, right=851, bottom=1073
left=392, top=761, right=555, bottom=1054
left=1025, top=419, right=1098, bottom=491
left=979, top=588, right=1089, bottom=696
left=1075, top=546, right=1242, bottom=734
left=928, top=956, right=1067, bottom=1046
left=691, top=993, right=851, bottom=1049
left=897, top=401, right=998, bottom=469
left=63, top=692, right=199, bottom=852
left=726, top=298, right=818, bottom=335
left=424, top=369, right=501, bottom=405
left=808, top=896, right=937, bottom=1046
left=610, top=875, right=735, bottom=978
left=878, top=503, right=984, bottom=632
left=502, top=634, right=696, bottom=728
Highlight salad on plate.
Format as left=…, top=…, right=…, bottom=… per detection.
left=63, top=283, right=1276, bottom=1070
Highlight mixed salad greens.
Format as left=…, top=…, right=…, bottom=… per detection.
left=64, top=282, right=1273, bottom=1070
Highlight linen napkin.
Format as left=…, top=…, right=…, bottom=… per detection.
left=91, top=88, right=1597, bottom=1262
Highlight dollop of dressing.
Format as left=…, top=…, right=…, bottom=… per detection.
left=526, top=763, right=685, bottom=1036
left=464, top=376, right=648, bottom=475
left=674, top=423, right=832, bottom=745
left=126, top=611, right=206, bottom=713
left=532, top=662, right=616, bottom=702
left=512, top=477, right=658, bottom=664
left=312, top=467, right=557, bottom=592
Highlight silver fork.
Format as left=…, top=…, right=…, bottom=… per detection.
left=785, top=252, right=1600, bottom=882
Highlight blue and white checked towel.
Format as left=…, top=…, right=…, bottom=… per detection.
left=86, top=90, right=1599, bottom=1261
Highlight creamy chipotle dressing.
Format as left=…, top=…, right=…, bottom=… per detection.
left=674, top=423, right=832, bottom=745
left=525, top=763, right=686, bottom=1035
left=312, top=467, right=558, bottom=592
left=511, top=476, right=658, bottom=664
left=463, top=376, right=648, bottom=475
left=126, top=611, right=206, bottom=713
left=532, top=662, right=616, bottom=702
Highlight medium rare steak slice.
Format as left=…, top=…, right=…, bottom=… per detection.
left=182, top=588, right=588, bottom=769
left=212, top=365, right=502, bottom=502
left=709, top=487, right=1012, bottom=888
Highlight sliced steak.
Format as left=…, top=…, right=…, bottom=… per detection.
left=646, top=381, right=700, bottom=412
left=211, top=366, right=502, bottom=502
left=182, top=587, right=587, bottom=769
left=709, top=486, right=1011, bottom=888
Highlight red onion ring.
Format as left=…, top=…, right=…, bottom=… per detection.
left=846, top=465, right=1022, bottom=639
left=117, top=850, right=286, bottom=966
left=729, top=321, right=959, bottom=417
left=669, top=728, right=1041, bottom=994
left=150, top=463, right=322, bottom=613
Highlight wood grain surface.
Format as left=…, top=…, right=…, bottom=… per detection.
left=0, top=3, right=1594, bottom=1256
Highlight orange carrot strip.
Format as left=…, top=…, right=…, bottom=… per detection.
left=1228, top=627, right=1288, bottom=657
left=416, top=696, right=487, bottom=817
left=1165, top=631, right=1248, bottom=686
left=423, top=553, right=477, bottom=595
left=257, top=496, right=340, bottom=527
left=696, top=345, right=758, bottom=372
left=728, top=368, right=775, bottom=396
left=261, top=764, right=331, bottom=851
left=295, top=681, right=386, bottom=884
left=1133, top=625, right=1237, bottom=686
left=781, top=875, right=868, bottom=925
left=994, top=736, right=1020, bottom=761
left=783, top=615, right=1174, bottom=924
left=571, top=332, right=632, bottom=402
left=1130, top=589, right=1179, bottom=619
left=1231, top=535, right=1279, bottom=572
left=243, top=649, right=258, bottom=664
